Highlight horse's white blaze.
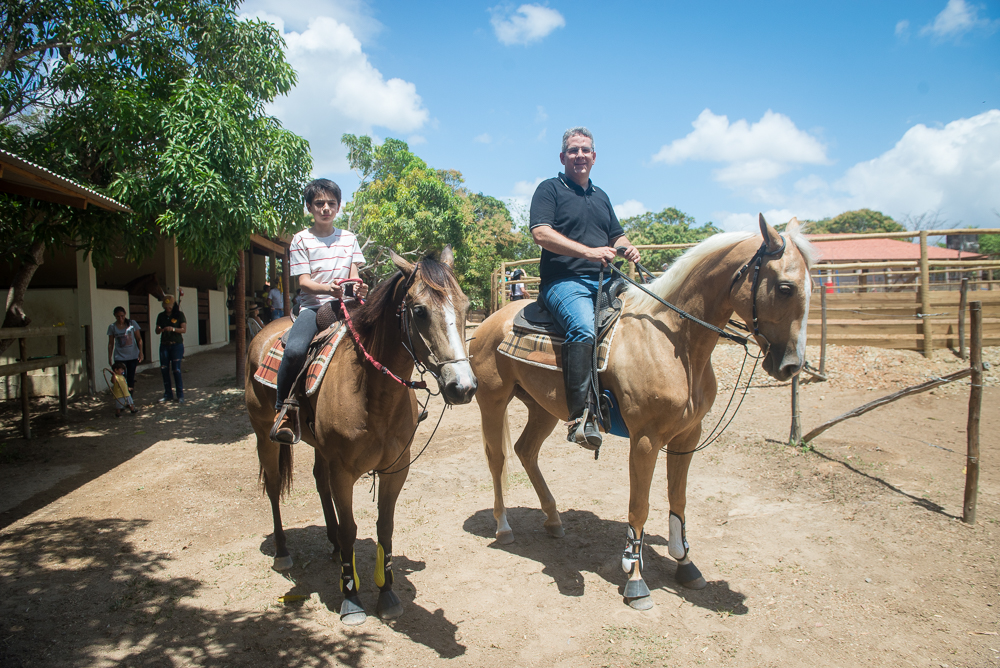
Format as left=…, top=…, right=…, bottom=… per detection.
left=795, top=281, right=811, bottom=363
left=443, top=299, right=475, bottom=386
left=668, top=513, right=687, bottom=560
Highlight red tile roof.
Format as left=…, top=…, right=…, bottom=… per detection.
left=807, top=237, right=984, bottom=262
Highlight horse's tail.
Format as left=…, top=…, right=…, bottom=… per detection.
left=258, top=442, right=294, bottom=500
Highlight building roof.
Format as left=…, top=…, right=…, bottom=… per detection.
left=0, top=148, right=132, bottom=213
left=808, top=236, right=985, bottom=262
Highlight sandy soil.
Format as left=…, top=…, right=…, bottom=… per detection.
left=0, top=339, right=997, bottom=668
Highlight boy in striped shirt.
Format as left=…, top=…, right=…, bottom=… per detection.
left=272, top=178, right=368, bottom=443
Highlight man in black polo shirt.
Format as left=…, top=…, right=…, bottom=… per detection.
left=529, top=126, right=640, bottom=450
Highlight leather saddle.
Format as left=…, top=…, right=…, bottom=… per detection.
left=512, top=273, right=628, bottom=342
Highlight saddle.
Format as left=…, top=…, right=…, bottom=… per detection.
left=512, top=273, right=628, bottom=342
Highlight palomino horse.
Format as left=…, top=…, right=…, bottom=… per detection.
left=245, top=249, right=477, bottom=625
left=470, top=215, right=814, bottom=610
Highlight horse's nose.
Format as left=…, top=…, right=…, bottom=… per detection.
left=441, top=361, right=477, bottom=404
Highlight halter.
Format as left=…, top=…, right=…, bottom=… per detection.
left=396, top=263, right=471, bottom=378
left=729, top=234, right=787, bottom=344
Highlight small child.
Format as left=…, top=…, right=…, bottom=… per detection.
left=111, top=361, right=138, bottom=417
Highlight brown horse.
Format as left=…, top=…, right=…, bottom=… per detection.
left=245, top=249, right=477, bottom=625
left=470, top=215, right=814, bottom=610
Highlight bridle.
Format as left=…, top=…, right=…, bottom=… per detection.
left=395, top=262, right=471, bottom=381
left=728, top=234, right=787, bottom=354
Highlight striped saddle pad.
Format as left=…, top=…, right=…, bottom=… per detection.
left=253, top=322, right=348, bottom=396
left=497, top=319, right=619, bottom=372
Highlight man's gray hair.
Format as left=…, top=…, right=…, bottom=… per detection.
left=561, top=126, right=594, bottom=152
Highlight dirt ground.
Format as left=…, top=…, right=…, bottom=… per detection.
left=0, top=337, right=997, bottom=668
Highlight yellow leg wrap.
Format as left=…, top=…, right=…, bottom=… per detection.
left=374, top=543, right=386, bottom=588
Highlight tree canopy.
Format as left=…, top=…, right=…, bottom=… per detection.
left=619, top=207, right=723, bottom=270
left=0, top=0, right=311, bottom=331
left=803, top=209, right=904, bottom=234
left=341, top=134, right=525, bottom=308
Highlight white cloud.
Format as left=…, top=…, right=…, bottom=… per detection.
left=614, top=200, right=648, bottom=220
left=241, top=0, right=381, bottom=40
left=716, top=110, right=1000, bottom=231
left=474, top=133, right=493, bottom=144
left=536, top=105, right=548, bottom=123
left=259, top=15, right=429, bottom=175
left=716, top=210, right=800, bottom=234
left=491, top=4, right=566, bottom=46
left=895, top=19, right=910, bottom=39
left=919, top=0, right=998, bottom=39
left=652, top=109, right=828, bottom=187
left=836, top=110, right=1000, bottom=225
left=408, top=134, right=427, bottom=145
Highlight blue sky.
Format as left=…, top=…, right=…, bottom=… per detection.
left=241, top=0, right=1000, bottom=233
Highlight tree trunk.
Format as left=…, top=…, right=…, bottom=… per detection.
left=0, top=237, right=46, bottom=356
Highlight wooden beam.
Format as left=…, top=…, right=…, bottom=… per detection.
left=802, top=367, right=971, bottom=443
left=0, top=356, right=71, bottom=377
left=0, top=181, right=88, bottom=208
left=250, top=234, right=288, bottom=255
left=0, top=326, right=70, bottom=339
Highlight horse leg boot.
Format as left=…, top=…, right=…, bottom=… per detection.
left=563, top=342, right=601, bottom=451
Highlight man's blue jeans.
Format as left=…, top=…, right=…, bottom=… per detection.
left=538, top=275, right=599, bottom=343
left=159, top=343, right=184, bottom=399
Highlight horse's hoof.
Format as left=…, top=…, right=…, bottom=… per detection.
left=376, top=590, right=403, bottom=620
left=545, top=524, right=564, bottom=538
left=627, top=595, right=655, bottom=611
left=340, top=597, right=367, bottom=626
left=623, top=578, right=651, bottom=600
left=495, top=530, right=514, bottom=545
left=675, top=560, right=707, bottom=589
left=272, top=555, right=293, bottom=572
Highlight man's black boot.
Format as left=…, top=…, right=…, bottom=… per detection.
left=562, top=341, right=602, bottom=450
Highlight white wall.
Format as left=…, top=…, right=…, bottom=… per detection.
left=208, top=289, right=228, bottom=344
left=0, top=289, right=85, bottom=399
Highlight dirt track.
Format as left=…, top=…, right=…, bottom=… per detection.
left=0, top=341, right=997, bottom=667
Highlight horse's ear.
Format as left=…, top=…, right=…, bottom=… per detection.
left=440, top=245, right=455, bottom=268
left=758, top=213, right=783, bottom=252
left=390, top=250, right=415, bottom=275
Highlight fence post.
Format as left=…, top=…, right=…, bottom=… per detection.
left=57, top=334, right=67, bottom=416
left=19, top=337, right=30, bottom=439
left=83, top=324, right=96, bottom=395
left=919, top=231, right=933, bottom=357
left=819, top=272, right=828, bottom=376
left=499, top=262, right=508, bottom=310
left=235, top=250, right=246, bottom=384
left=963, top=301, right=982, bottom=524
left=958, top=277, right=968, bottom=360
left=789, top=374, right=801, bottom=445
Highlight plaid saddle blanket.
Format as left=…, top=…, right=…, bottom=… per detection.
left=497, top=319, right=620, bottom=372
left=253, top=322, right=348, bottom=396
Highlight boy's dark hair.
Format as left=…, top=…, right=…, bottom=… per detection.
left=112, top=361, right=126, bottom=373
left=303, top=179, right=342, bottom=207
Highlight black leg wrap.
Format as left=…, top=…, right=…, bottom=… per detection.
left=675, top=560, right=706, bottom=589
left=376, top=590, right=403, bottom=620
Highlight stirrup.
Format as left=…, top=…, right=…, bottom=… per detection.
left=270, top=401, right=301, bottom=444
left=567, top=407, right=601, bottom=458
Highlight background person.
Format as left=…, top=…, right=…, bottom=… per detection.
left=155, top=295, right=186, bottom=403
left=268, top=280, right=285, bottom=319
left=107, top=306, right=143, bottom=395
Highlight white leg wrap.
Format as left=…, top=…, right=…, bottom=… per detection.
left=668, top=512, right=689, bottom=560
left=497, top=512, right=512, bottom=535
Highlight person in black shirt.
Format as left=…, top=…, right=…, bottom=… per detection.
left=155, top=295, right=187, bottom=404
left=529, top=127, right=640, bottom=450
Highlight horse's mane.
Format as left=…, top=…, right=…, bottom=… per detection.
left=626, top=218, right=816, bottom=314
left=347, top=252, right=460, bottom=361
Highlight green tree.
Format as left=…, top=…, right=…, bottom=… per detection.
left=620, top=207, right=723, bottom=270
left=804, top=209, right=904, bottom=234
left=0, top=0, right=310, bottom=335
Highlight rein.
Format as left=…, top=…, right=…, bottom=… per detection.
left=607, top=237, right=787, bottom=456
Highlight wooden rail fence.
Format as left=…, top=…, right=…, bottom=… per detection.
left=0, top=326, right=69, bottom=439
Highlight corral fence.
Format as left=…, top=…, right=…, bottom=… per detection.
left=491, top=229, right=1000, bottom=356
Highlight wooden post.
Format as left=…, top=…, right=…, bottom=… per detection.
left=83, top=324, right=96, bottom=395
left=819, top=272, right=828, bottom=376
left=282, top=247, right=291, bottom=316
left=499, top=262, right=508, bottom=310
left=57, top=334, right=67, bottom=416
left=919, top=231, right=933, bottom=357
left=19, top=337, right=30, bottom=439
left=963, top=301, right=982, bottom=524
left=958, top=277, right=968, bottom=360
left=235, top=250, right=246, bottom=384
left=789, top=374, right=801, bottom=445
